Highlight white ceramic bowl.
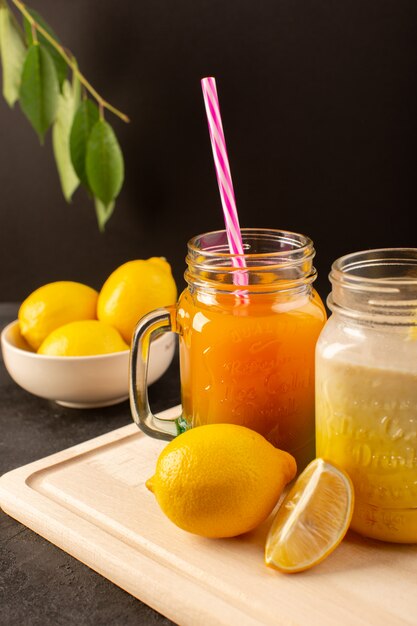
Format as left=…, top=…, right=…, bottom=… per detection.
left=1, top=320, right=176, bottom=409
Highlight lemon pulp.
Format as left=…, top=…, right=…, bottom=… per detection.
left=265, top=458, right=354, bottom=573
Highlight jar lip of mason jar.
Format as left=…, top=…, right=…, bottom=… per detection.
left=330, top=248, right=417, bottom=290
left=187, top=228, right=314, bottom=260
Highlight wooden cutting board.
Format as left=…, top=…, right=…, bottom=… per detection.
left=0, top=405, right=416, bottom=626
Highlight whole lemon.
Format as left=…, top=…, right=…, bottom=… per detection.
left=146, top=424, right=297, bottom=538
left=19, top=281, right=98, bottom=351
left=38, top=320, right=128, bottom=356
left=97, top=258, right=177, bottom=344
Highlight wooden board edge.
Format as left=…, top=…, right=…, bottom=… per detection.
left=0, top=463, right=265, bottom=626
left=0, top=405, right=181, bottom=488
left=0, top=404, right=275, bottom=626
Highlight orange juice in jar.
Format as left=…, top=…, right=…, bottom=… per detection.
left=130, top=229, right=326, bottom=471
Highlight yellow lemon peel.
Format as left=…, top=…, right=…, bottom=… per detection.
left=38, top=320, right=128, bottom=356
left=18, top=281, right=98, bottom=351
left=146, top=423, right=297, bottom=538
left=97, top=258, right=177, bottom=344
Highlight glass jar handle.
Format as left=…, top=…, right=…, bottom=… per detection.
left=129, top=307, right=184, bottom=440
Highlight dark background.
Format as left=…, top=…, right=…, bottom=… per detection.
left=0, top=0, right=416, bottom=303
left=0, top=5, right=416, bottom=622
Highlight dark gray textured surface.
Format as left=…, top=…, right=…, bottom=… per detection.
left=0, top=303, right=178, bottom=626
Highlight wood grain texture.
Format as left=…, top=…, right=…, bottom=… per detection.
left=0, top=406, right=416, bottom=626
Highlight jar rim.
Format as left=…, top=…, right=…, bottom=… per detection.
left=187, top=228, right=314, bottom=261
left=330, top=248, right=417, bottom=292
left=185, top=228, right=317, bottom=293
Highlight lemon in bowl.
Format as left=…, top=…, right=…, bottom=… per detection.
left=18, top=281, right=99, bottom=351
left=97, top=257, right=177, bottom=343
left=38, top=320, right=128, bottom=356
left=2, top=262, right=178, bottom=408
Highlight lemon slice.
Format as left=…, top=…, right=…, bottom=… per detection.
left=265, top=458, right=354, bottom=573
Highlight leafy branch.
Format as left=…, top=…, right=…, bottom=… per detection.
left=0, top=0, right=128, bottom=230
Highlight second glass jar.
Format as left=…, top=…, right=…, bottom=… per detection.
left=316, top=248, right=417, bottom=543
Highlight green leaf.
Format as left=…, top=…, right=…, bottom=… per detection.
left=86, top=119, right=124, bottom=205
left=19, top=44, right=59, bottom=143
left=0, top=2, right=26, bottom=106
left=24, top=7, right=67, bottom=88
left=94, top=196, right=115, bottom=232
left=52, top=75, right=80, bottom=201
left=69, top=99, right=99, bottom=190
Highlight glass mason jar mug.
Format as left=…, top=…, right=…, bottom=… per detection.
left=130, top=228, right=326, bottom=471
left=316, top=248, right=417, bottom=543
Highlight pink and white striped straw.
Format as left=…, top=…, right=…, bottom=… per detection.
left=201, top=77, right=248, bottom=288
